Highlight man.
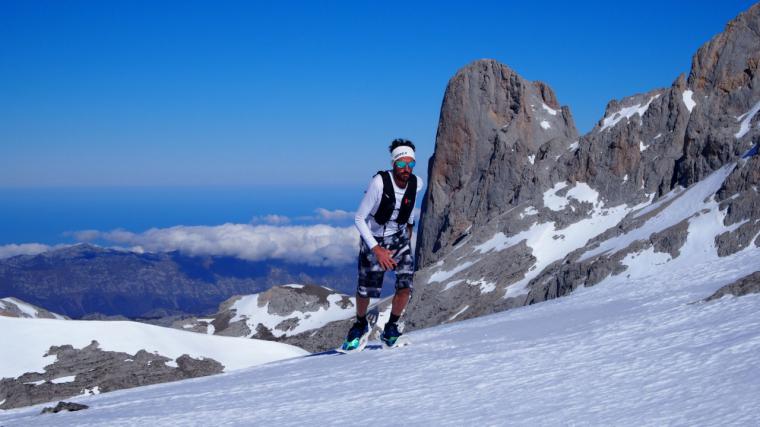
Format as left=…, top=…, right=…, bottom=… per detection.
left=341, top=138, right=424, bottom=351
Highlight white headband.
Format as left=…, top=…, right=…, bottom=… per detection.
left=391, top=146, right=415, bottom=161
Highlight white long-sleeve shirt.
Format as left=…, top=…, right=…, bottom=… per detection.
left=354, top=172, right=424, bottom=248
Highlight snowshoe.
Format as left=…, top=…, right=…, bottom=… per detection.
left=337, top=320, right=371, bottom=353
left=380, top=322, right=410, bottom=349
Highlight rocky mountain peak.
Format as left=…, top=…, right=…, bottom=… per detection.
left=688, top=3, right=760, bottom=93
left=416, top=59, right=578, bottom=269
left=407, top=4, right=760, bottom=333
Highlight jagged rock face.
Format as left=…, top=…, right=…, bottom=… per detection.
left=676, top=3, right=760, bottom=187
left=573, top=82, right=688, bottom=203
left=416, top=59, right=578, bottom=269
left=714, top=155, right=760, bottom=256
left=705, top=271, right=760, bottom=301
left=689, top=4, right=760, bottom=94
left=172, top=284, right=356, bottom=352
left=404, top=4, right=760, bottom=333
left=0, top=341, right=222, bottom=410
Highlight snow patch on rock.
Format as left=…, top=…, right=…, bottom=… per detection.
left=600, top=95, right=660, bottom=132
left=542, top=103, right=558, bottom=115
left=735, top=100, right=760, bottom=138
left=429, top=261, right=477, bottom=283
left=682, top=90, right=696, bottom=113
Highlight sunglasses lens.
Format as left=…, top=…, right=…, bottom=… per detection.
left=409, top=161, right=416, bottom=168
left=395, top=160, right=415, bottom=169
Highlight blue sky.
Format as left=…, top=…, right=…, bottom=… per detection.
left=1, top=1, right=758, bottom=256
left=2, top=0, right=756, bottom=188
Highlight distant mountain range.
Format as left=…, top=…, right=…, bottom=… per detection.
left=0, top=243, right=360, bottom=319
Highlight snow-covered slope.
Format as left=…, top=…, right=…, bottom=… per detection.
left=225, top=285, right=355, bottom=338
left=1, top=232, right=758, bottom=425
left=172, top=284, right=361, bottom=351
left=0, top=298, right=66, bottom=320
left=0, top=317, right=307, bottom=380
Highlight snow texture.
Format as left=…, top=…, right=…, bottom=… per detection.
left=2, top=234, right=758, bottom=426
left=476, top=182, right=646, bottom=298
left=542, top=181, right=569, bottom=210
left=580, top=163, right=735, bottom=261
left=735, top=100, right=760, bottom=138
left=540, top=120, right=551, bottom=130
left=599, top=95, right=659, bottom=132
left=520, top=206, right=538, bottom=219
left=541, top=103, right=558, bottom=115
left=0, top=317, right=306, bottom=379
left=543, top=182, right=598, bottom=212
left=229, top=291, right=356, bottom=338
left=428, top=261, right=477, bottom=283
left=682, top=89, right=696, bottom=113
left=0, top=298, right=65, bottom=320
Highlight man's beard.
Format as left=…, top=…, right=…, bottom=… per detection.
left=394, top=169, right=410, bottom=184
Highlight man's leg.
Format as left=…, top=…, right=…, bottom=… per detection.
left=355, top=237, right=384, bottom=318
left=382, top=231, right=414, bottom=345
left=356, top=294, right=370, bottom=317
left=390, top=288, right=410, bottom=316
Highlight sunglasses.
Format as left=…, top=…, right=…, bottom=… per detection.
left=394, top=160, right=416, bottom=169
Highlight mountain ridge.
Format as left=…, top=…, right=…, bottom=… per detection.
left=407, top=2, right=760, bottom=332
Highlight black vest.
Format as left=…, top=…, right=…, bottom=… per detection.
left=371, top=171, right=417, bottom=226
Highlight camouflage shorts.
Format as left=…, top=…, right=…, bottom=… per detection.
left=357, top=230, right=414, bottom=298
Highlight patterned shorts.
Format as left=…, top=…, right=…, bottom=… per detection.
left=357, top=230, right=414, bottom=298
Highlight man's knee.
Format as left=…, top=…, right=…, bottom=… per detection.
left=357, top=286, right=381, bottom=299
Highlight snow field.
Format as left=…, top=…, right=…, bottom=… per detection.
left=0, top=317, right=307, bottom=380
left=2, top=243, right=758, bottom=426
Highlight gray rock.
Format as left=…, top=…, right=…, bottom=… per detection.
left=404, top=3, right=760, bottom=335
left=0, top=298, right=68, bottom=319
left=650, top=220, right=690, bottom=258
left=0, top=340, right=223, bottom=410
left=40, top=401, right=89, bottom=414
left=714, top=155, right=760, bottom=256
left=676, top=3, right=760, bottom=187
left=170, top=285, right=357, bottom=353
left=415, top=59, right=579, bottom=270
left=705, top=271, right=760, bottom=301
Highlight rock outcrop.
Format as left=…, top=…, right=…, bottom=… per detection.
left=0, top=297, right=68, bottom=319
left=0, top=341, right=223, bottom=410
left=416, top=59, right=579, bottom=269
left=705, top=271, right=760, bottom=301
left=405, top=3, right=760, bottom=332
left=172, top=284, right=361, bottom=352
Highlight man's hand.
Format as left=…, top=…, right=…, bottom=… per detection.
left=372, top=245, right=397, bottom=270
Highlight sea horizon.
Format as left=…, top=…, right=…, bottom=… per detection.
left=0, top=185, right=367, bottom=246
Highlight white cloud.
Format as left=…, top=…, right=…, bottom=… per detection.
left=250, top=214, right=291, bottom=225
left=0, top=243, right=55, bottom=259
left=69, top=229, right=101, bottom=241
left=250, top=209, right=355, bottom=224
left=313, top=208, right=354, bottom=221
left=77, top=223, right=360, bottom=266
